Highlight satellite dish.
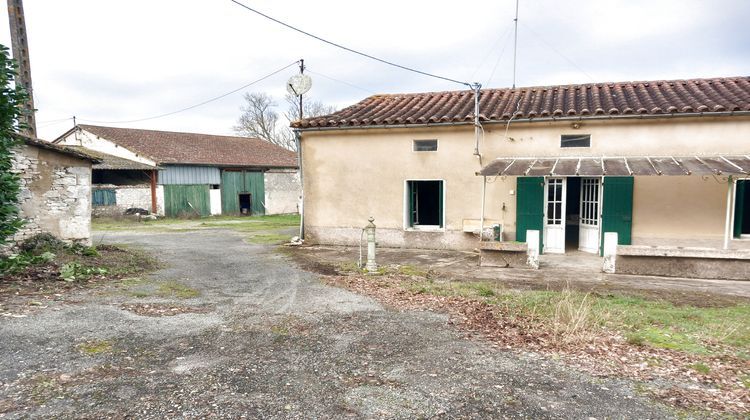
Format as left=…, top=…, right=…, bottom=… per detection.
left=287, top=73, right=312, bottom=96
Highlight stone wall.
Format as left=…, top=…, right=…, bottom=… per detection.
left=264, top=169, right=300, bottom=215
left=8, top=144, right=93, bottom=246
left=92, top=184, right=164, bottom=216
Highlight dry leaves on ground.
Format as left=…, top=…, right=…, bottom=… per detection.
left=325, top=274, right=750, bottom=415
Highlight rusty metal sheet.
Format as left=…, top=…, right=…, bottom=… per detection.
left=724, top=156, right=750, bottom=174
left=626, top=158, right=658, bottom=175
left=699, top=156, right=743, bottom=175
left=478, top=159, right=514, bottom=176
left=678, top=158, right=718, bottom=175
left=578, top=158, right=605, bottom=176
left=503, top=159, right=536, bottom=176
left=526, top=159, right=558, bottom=176
left=603, top=158, right=631, bottom=175
left=650, top=157, right=689, bottom=175
left=550, top=159, right=578, bottom=175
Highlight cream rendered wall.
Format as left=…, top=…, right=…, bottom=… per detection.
left=301, top=116, right=750, bottom=249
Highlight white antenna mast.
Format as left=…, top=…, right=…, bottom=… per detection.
left=512, top=0, right=520, bottom=89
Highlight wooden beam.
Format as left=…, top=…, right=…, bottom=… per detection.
left=150, top=170, right=158, bottom=214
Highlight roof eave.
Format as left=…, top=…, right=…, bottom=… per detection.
left=296, top=110, right=750, bottom=133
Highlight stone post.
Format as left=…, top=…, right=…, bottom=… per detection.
left=365, top=217, right=377, bottom=273
left=526, top=230, right=540, bottom=269
left=602, top=232, right=618, bottom=274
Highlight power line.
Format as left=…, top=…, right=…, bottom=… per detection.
left=306, top=69, right=376, bottom=95
left=521, top=22, right=596, bottom=83
left=484, top=26, right=515, bottom=87
left=229, top=0, right=472, bottom=88
left=470, top=22, right=513, bottom=81
left=78, top=61, right=299, bottom=125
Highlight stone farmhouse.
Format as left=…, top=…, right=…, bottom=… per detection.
left=294, top=76, right=750, bottom=280
left=10, top=135, right=99, bottom=246
left=55, top=125, right=300, bottom=218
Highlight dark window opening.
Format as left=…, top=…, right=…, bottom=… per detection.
left=210, top=184, right=220, bottom=190
left=239, top=193, right=252, bottom=215
left=413, top=139, right=438, bottom=152
left=408, top=180, right=443, bottom=227
left=735, top=180, right=750, bottom=237
left=561, top=134, right=591, bottom=148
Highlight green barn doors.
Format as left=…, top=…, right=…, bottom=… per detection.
left=221, top=170, right=265, bottom=216
left=163, top=185, right=211, bottom=217
left=600, top=176, right=634, bottom=254
left=516, top=177, right=544, bottom=251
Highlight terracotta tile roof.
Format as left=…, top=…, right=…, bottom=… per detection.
left=293, top=76, right=750, bottom=129
left=17, top=134, right=101, bottom=163
left=71, top=125, right=298, bottom=168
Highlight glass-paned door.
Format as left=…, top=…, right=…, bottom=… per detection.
left=579, top=177, right=601, bottom=253
left=544, top=177, right=566, bottom=253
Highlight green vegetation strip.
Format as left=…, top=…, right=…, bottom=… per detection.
left=407, top=279, right=750, bottom=357
left=93, top=214, right=300, bottom=245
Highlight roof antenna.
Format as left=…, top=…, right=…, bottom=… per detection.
left=512, top=0, right=520, bottom=89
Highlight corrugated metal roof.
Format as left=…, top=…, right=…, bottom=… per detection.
left=478, top=156, right=750, bottom=176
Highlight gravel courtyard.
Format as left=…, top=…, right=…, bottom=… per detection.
left=0, top=229, right=672, bottom=418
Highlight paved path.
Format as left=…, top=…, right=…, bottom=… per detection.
left=0, top=230, right=671, bottom=418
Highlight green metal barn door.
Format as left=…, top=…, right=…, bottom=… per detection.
left=221, top=171, right=244, bottom=215
left=164, top=185, right=210, bottom=217
left=600, top=176, right=634, bottom=254
left=244, top=171, right=266, bottom=215
left=516, top=177, right=544, bottom=250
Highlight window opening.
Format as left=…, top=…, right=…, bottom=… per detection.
left=413, top=139, right=438, bottom=152
left=561, top=134, right=591, bottom=148
left=407, top=180, right=443, bottom=227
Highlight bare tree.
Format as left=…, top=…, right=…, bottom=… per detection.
left=282, top=93, right=337, bottom=124
left=234, top=92, right=336, bottom=151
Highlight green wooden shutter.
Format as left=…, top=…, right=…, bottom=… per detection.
left=92, top=189, right=116, bottom=206
left=600, top=176, right=634, bottom=254
left=516, top=177, right=544, bottom=250
left=245, top=171, right=266, bottom=215
left=735, top=180, right=746, bottom=238
left=408, top=181, right=417, bottom=227
left=438, top=181, right=444, bottom=228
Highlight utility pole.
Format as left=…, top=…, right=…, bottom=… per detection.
left=298, top=58, right=305, bottom=120
left=7, top=0, right=36, bottom=137
left=511, top=0, right=519, bottom=89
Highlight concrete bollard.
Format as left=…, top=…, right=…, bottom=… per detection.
left=526, top=230, right=540, bottom=269
left=602, top=232, right=618, bottom=274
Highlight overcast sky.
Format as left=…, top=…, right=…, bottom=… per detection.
left=1, top=0, right=748, bottom=139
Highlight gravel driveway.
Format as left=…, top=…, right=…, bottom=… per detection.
left=0, top=230, right=672, bottom=419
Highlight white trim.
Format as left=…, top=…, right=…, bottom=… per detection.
left=403, top=179, right=446, bottom=232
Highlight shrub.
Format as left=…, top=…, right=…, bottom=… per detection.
left=19, top=233, right=67, bottom=255
left=0, top=44, right=30, bottom=244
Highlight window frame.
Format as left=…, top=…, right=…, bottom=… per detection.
left=412, top=139, right=439, bottom=152
left=403, top=179, right=446, bottom=231
left=560, top=134, right=592, bottom=149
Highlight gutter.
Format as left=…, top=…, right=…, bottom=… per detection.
left=294, top=110, right=750, bottom=133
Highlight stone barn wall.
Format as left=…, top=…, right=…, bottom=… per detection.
left=9, top=144, right=93, bottom=246
left=264, top=169, right=300, bottom=215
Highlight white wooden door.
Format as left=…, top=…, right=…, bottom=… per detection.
left=544, top=177, right=566, bottom=253
left=579, top=177, right=601, bottom=253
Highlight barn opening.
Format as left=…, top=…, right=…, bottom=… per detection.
left=239, top=193, right=252, bottom=215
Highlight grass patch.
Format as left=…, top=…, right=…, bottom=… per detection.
left=156, top=281, right=200, bottom=299
left=397, top=265, right=429, bottom=277
left=93, top=214, right=300, bottom=245
left=403, top=279, right=750, bottom=356
left=689, top=362, right=711, bottom=375
left=77, top=339, right=113, bottom=355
